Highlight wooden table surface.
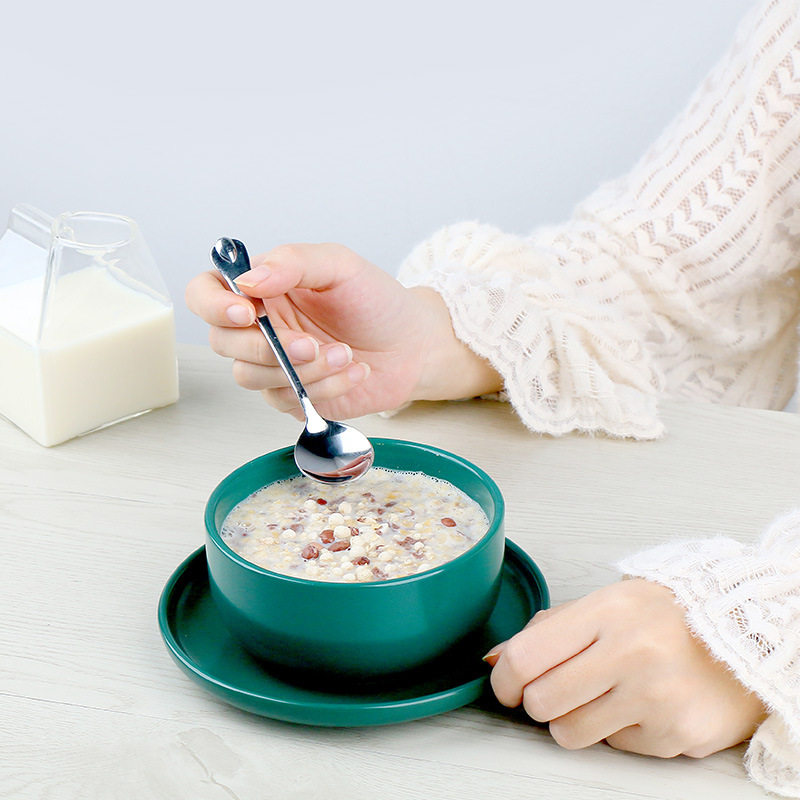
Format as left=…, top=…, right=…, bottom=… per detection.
left=2, top=343, right=798, bottom=799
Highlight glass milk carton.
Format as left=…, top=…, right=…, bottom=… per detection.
left=0, top=204, right=179, bottom=446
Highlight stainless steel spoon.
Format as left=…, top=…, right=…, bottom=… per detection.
left=211, top=237, right=374, bottom=483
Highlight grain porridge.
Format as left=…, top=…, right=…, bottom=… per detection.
left=220, top=468, right=489, bottom=582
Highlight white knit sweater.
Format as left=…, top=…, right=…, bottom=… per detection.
left=397, top=0, right=800, bottom=794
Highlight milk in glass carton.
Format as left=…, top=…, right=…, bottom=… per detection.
left=0, top=204, right=179, bottom=446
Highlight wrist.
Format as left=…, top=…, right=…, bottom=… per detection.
left=409, top=287, right=503, bottom=402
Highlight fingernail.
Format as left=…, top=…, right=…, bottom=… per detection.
left=235, top=264, right=271, bottom=288
left=347, top=362, right=370, bottom=383
left=226, top=305, right=254, bottom=325
left=287, top=337, right=319, bottom=363
left=326, top=344, right=353, bottom=369
left=482, top=640, right=507, bottom=662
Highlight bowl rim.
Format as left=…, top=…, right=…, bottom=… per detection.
left=205, top=437, right=505, bottom=588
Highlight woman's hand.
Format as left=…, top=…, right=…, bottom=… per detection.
left=185, top=243, right=501, bottom=420
left=484, top=579, right=767, bottom=758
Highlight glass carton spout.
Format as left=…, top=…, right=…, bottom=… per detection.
left=6, top=203, right=55, bottom=250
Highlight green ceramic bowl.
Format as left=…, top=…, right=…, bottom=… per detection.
left=205, top=438, right=506, bottom=678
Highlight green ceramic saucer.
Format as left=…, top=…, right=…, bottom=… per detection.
left=158, top=540, right=549, bottom=727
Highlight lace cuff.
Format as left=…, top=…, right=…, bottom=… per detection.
left=398, top=222, right=665, bottom=439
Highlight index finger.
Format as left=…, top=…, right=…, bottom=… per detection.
left=185, top=270, right=256, bottom=328
left=489, top=598, right=600, bottom=708
left=483, top=599, right=579, bottom=666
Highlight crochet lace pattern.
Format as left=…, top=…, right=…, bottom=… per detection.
left=398, top=0, right=800, bottom=440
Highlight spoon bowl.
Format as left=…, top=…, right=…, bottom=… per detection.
left=295, top=420, right=375, bottom=482
left=211, top=237, right=374, bottom=483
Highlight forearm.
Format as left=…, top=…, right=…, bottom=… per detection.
left=398, top=0, right=800, bottom=435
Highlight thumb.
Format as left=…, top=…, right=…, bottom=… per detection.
left=234, top=243, right=365, bottom=298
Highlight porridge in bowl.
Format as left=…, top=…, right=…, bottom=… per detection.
left=221, top=467, right=489, bottom=582
left=205, top=440, right=505, bottom=675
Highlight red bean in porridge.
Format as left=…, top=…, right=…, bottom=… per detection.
left=221, top=468, right=489, bottom=582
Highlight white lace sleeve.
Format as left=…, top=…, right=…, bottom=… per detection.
left=617, top=508, right=800, bottom=797
left=398, top=0, right=800, bottom=438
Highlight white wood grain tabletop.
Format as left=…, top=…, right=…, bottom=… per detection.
left=1, top=344, right=798, bottom=799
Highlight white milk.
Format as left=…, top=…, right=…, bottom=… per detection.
left=0, top=266, right=179, bottom=447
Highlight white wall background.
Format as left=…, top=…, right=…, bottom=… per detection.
left=2, top=0, right=756, bottom=345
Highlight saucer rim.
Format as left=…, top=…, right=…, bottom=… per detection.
left=158, top=539, right=548, bottom=726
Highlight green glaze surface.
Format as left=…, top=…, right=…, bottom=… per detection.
left=158, top=541, right=549, bottom=727
left=204, top=439, right=507, bottom=676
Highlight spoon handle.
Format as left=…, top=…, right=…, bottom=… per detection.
left=211, top=238, right=315, bottom=417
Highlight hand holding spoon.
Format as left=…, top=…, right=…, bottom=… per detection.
left=211, top=237, right=374, bottom=483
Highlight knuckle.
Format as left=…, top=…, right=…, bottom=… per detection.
left=231, top=360, right=261, bottom=390
left=522, top=681, right=552, bottom=722
left=639, top=675, right=672, bottom=708
left=230, top=360, right=249, bottom=388
left=625, top=632, right=669, bottom=675
left=184, top=274, right=204, bottom=314
left=184, top=282, right=196, bottom=312
left=254, top=332, right=274, bottom=366
left=525, top=608, right=551, bottom=629
left=324, top=242, right=354, bottom=262
left=604, top=731, right=629, bottom=752
left=267, top=243, right=304, bottom=267
left=548, top=718, right=583, bottom=751
left=501, top=635, right=536, bottom=682
left=312, top=374, right=351, bottom=404
left=186, top=271, right=225, bottom=319
left=597, top=585, right=636, bottom=617
left=208, top=326, right=225, bottom=354
left=671, top=717, right=695, bottom=744
left=670, top=713, right=710, bottom=754
left=261, top=388, right=296, bottom=413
